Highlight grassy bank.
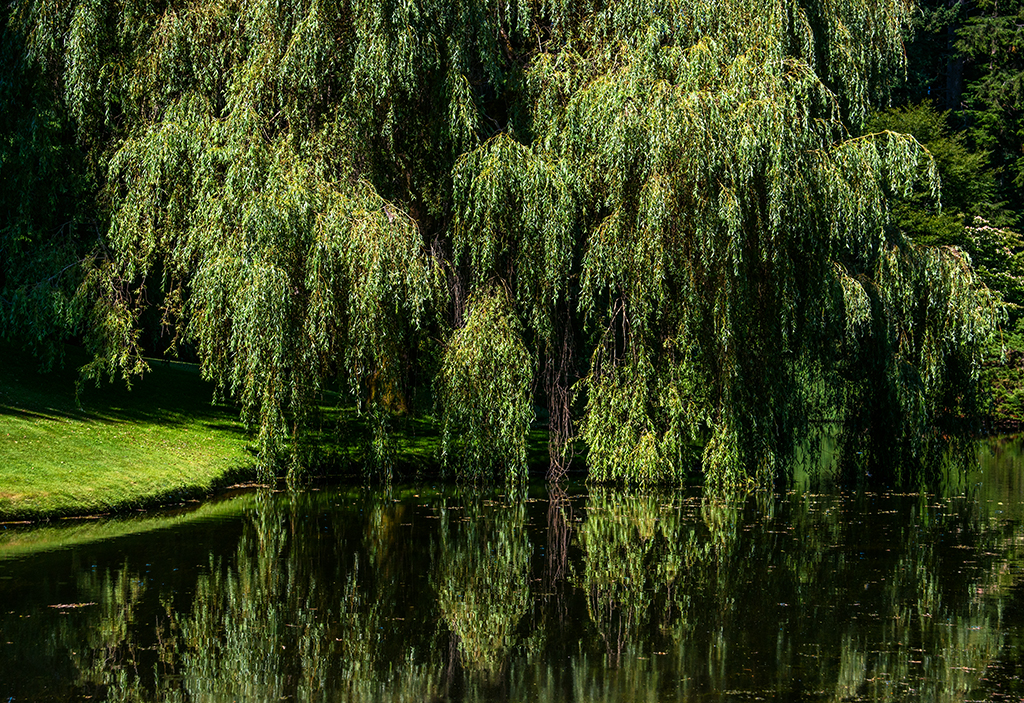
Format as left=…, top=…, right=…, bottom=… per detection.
left=1, top=345, right=553, bottom=520
left=0, top=347, right=254, bottom=520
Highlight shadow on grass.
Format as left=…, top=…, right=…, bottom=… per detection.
left=1, top=344, right=244, bottom=432
left=0, top=405, right=87, bottom=422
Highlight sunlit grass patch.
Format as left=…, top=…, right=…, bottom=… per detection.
left=0, top=346, right=254, bottom=520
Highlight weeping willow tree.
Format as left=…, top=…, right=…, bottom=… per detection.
left=1, top=0, right=998, bottom=485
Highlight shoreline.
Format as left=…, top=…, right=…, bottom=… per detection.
left=0, top=345, right=256, bottom=521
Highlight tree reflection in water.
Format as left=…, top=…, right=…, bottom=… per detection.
left=175, top=490, right=443, bottom=702
left=65, top=563, right=151, bottom=702
left=7, top=447, right=1024, bottom=701
left=433, top=491, right=531, bottom=689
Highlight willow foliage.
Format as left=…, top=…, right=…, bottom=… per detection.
left=3, top=0, right=999, bottom=485
left=437, top=288, right=533, bottom=480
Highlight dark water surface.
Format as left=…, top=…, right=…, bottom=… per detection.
left=5, top=440, right=1024, bottom=701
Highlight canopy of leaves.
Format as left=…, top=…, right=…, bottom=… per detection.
left=0, top=0, right=1000, bottom=486
left=437, top=288, right=533, bottom=480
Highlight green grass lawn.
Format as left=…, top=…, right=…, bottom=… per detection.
left=0, top=346, right=254, bottom=520
left=1, top=345, right=553, bottom=520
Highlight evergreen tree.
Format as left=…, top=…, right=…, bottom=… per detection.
left=866, top=103, right=1024, bottom=430
left=897, top=0, right=969, bottom=110
left=864, top=101, right=1002, bottom=244
left=957, top=0, right=1024, bottom=226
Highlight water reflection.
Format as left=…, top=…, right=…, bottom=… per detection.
left=67, top=564, right=149, bottom=702
left=4, top=441, right=1024, bottom=700
left=433, top=494, right=530, bottom=685
left=173, top=491, right=445, bottom=703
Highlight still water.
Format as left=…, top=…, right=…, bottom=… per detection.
left=4, top=439, right=1024, bottom=701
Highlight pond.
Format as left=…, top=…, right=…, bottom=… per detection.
left=4, top=438, right=1024, bottom=702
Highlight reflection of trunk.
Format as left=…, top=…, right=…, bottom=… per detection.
left=545, top=300, right=578, bottom=481
left=543, top=486, right=574, bottom=622
left=589, top=588, right=632, bottom=668
left=443, top=630, right=458, bottom=698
